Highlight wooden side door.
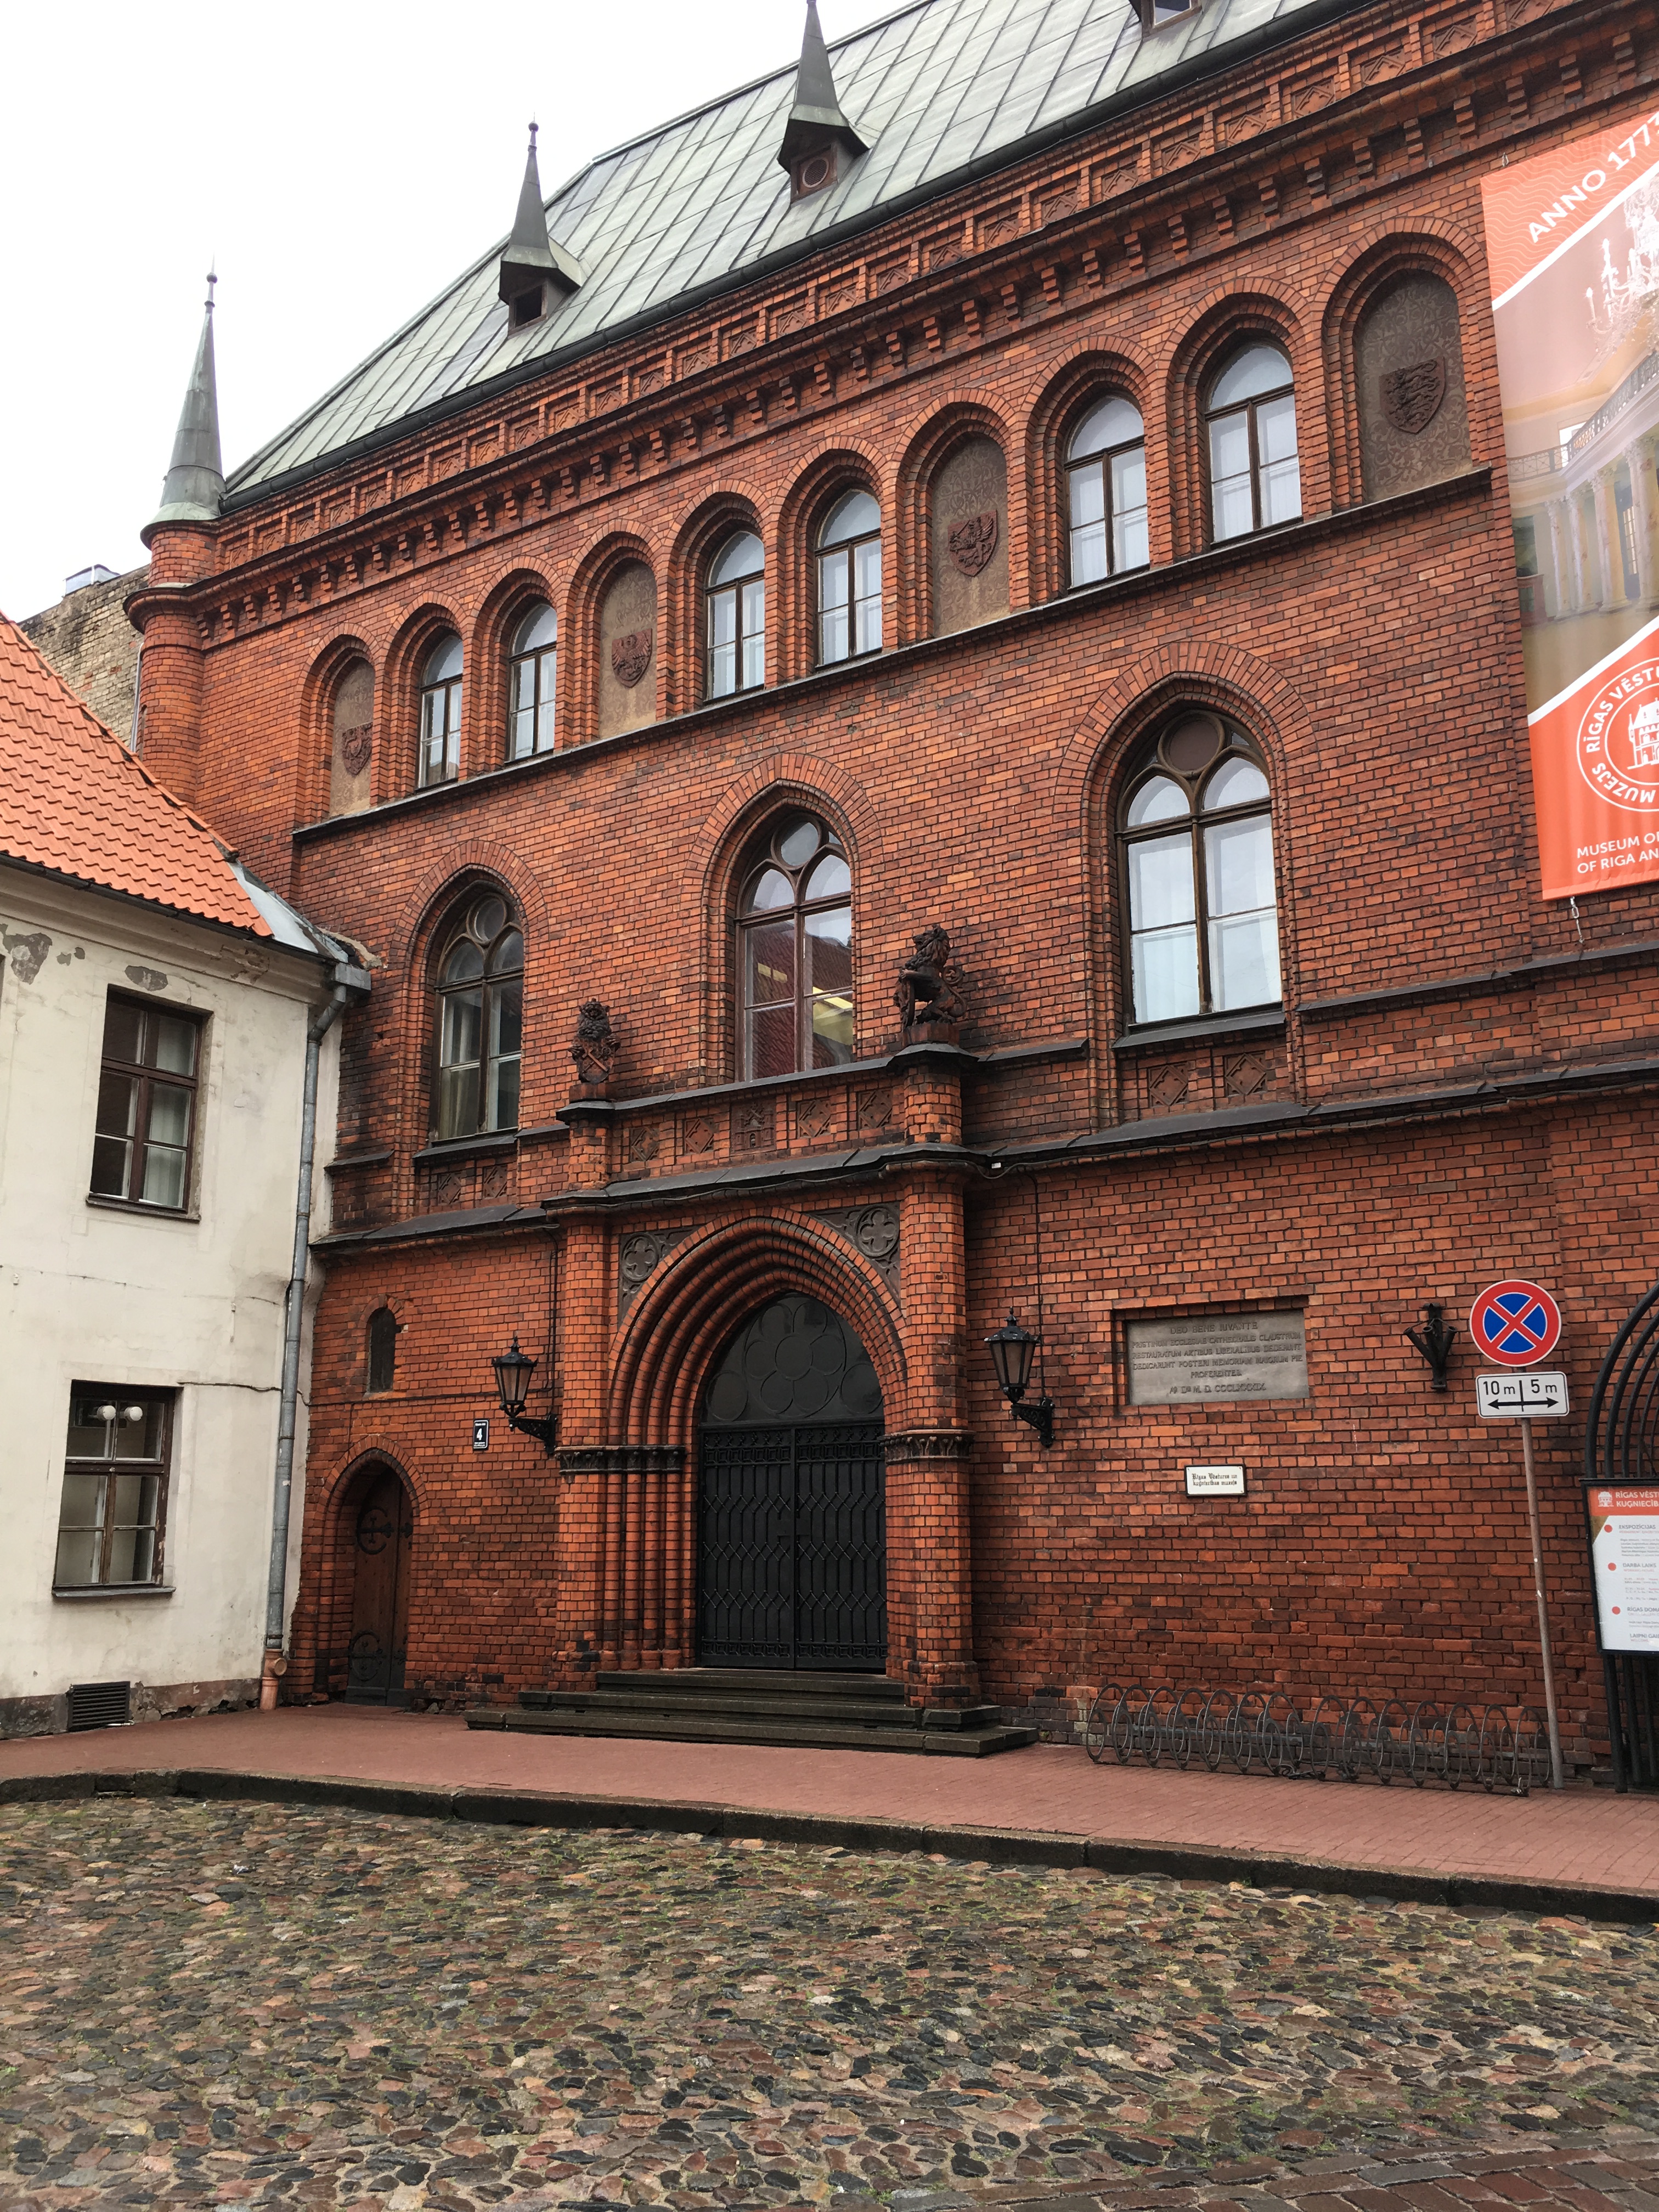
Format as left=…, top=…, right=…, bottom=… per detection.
left=345, top=1466, right=413, bottom=1703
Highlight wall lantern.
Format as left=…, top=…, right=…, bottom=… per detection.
left=984, top=1312, right=1055, bottom=1448
left=489, top=1333, right=556, bottom=1452
left=1404, top=1301, right=1457, bottom=1392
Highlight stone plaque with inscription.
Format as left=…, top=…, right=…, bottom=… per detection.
left=1127, top=1312, right=1308, bottom=1404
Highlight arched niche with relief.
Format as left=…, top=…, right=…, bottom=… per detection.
left=930, top=437, right=1008, bottom=635
left=1356, top=273, right=1470, bottom=502
left=597, top=561, right=657, bottom=738
left=329, top=659, right=375, bottom=816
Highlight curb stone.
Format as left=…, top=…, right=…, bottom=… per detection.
left=1, top=1765, right=1656, bottom=1922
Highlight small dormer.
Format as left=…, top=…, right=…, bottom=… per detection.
left=1130, top=0, right=1201, bottom=29
left=499, top=124, right=584, bottom=327
left=778, top=0, right=867, bottom=203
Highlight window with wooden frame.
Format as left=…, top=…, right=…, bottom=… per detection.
left=1066, top=393, right=1148, bottom=585
left=366, top=1308, right=398, bottom=1395
left=89, top=994, right=203, bottom=1212
left=816, top=489, right=882, bottom=665
left=419, top=631, right=464, bottom=786
left=433, top=893, right=523, bottom=1139
left=706, top=530, right=766, bottom=699
left=737, top=814, right=854, bottom=1078
left=507, top=603, right=557, bottom=759
left=1205, top=342, right=1301, bottom=543
left=1120, top=710, right=1282, bottom=1026
left=54, top=1387, right=174, bottom=1591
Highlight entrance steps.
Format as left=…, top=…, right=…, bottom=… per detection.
left=466, top=1667, right=1037, bottom=1756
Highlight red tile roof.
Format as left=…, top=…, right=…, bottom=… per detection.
left=0, top=612, right=269, bottom=936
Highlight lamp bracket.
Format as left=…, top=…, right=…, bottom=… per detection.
left=506, top=1411, right=558, bottom=1455
left=1007, top=1394, right=1056, bottom=1448
left=1405, top=1301, right=1457, bottom=1392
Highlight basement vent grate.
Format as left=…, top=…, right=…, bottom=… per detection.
left=65, top=1680, right=132, bottom=1731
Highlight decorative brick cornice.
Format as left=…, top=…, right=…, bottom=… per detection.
left=883, top=1430, right=974, bottom=1462
left=555, top=1444, right=686, bottom=1477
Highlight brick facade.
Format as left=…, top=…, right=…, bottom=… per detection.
left=130, top=0, right=1659, bottom=1757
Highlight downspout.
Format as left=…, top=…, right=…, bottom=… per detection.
left=262, top=967, right=361, bottom=1707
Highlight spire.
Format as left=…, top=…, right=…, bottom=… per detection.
left=498, top=122, right=583, bottom=314
left=778, top=0, right=866, bottom=174
left=143, top=274, right=224, bottom=544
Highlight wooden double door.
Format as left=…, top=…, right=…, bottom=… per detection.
left=345, top=1465, right=413, bottom=1704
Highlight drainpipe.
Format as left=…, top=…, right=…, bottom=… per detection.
left=262, top=961, right=369, bottom=1707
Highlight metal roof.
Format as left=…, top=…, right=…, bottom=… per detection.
left=227, top=0, right=1338, bottom=503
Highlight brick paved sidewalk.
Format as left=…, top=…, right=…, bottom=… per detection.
left=887, top=2139, right=1659, bottom=2212
left=5, top=1705, right=1659, bottom=1901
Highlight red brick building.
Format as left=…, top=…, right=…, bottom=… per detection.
left=129, top=0, right=1659, bottom=1757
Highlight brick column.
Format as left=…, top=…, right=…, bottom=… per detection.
left=547, top=1203, right=611, bottom=1684
left=127, top=531, right=215, bottom=808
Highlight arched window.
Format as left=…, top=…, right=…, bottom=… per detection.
left=419, top=632, right=464, bottom=786
left=508, top=602, right=557, bottom=759
left=366, top=1308, right=398, bottom=1395
left=1067, top=395, right=1148, bottom=584
left=434, top=892, right=523, bottom=1138
left=1205, top=343, right=1301, bottom=542
left=737, top=814, right=853, bottom=1078
left=707, top=531, right=765, bottom=699
left=816, top=490, right=881, bottom=665
left=1120, top=710, right=1281, bottom=1025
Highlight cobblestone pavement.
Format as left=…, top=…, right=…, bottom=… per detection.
left=2, top=1799, right=1658, bottom=2209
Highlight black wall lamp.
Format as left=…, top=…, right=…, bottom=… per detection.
left=1405, top=1301, right=1457, bottom=1392
left=985, top=1312, right=1056, bottom=1447
left=490, top=1333, right=557, bottom=1452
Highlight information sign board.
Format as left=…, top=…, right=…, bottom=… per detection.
left=1126, top=1312, right=1308, bottom=1404
left=1588, top=1487, right=1659, bottom=1653
left=472, top=1418, right=490, bottom=1451
left=1470, top=1279, right=1562, bottom=1367
left=1185, top=1465, right=1246, bottom=1497
left=1476, top=1370, right=1570, bottom=1419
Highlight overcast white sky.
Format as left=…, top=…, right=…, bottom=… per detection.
left=0, top=0, right=899, bottom=624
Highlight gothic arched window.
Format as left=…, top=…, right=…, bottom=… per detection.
left=1120, top=710, right=1281, bottom=1025
left=434, top=892, right=523, bottom=1138
left=419, top=631, right=464, bottom=786
left=508, top=602, right=557, bottom=759
left=737, top=814, right=853, bottom=1078
left=1206, top=343, right=1301, bottom=542
left=707, top=531, right=765, bottom=699
left=816, top=490, right=882, bottom=665
left=1067, top=394, right=1148, bottom=584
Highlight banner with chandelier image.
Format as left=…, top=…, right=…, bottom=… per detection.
left=1481, top=107, right=1659, bottom=898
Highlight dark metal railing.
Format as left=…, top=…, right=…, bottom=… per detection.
left=1081, top=1683, right=1550, bottom=1795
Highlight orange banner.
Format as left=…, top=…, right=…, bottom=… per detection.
left=1480, top=108, right=1659, bottom=899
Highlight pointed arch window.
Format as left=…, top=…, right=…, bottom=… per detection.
left=1120, top=711, right=1282, bottom=1025
left=435, top=893, right=523, bottom=1138
left=508, top=602, right=557, bottom=759
left=419, top=632, right=464, bottom=786
left=738, top=814, right=853, bottom=1078
left=816, top=489, right=881, bottom=665
left=1206, top=343, right=1301, bottom=543
left=1067, top=394, right=1148, bottom=584
left=707, top=531, right=766, bottom=699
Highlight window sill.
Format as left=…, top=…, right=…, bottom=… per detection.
left=325, top=1147, right=393, bottom=1175
left=1114, top=1008, right=1285, bottom=1052
left=86, top=1194, right=199, bottom=1223
left=413, top=1130, right=519, bottom=1166
left=54, top=1584, right=175, bottom=1601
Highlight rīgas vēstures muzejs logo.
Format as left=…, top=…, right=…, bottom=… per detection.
left=1576, top=660, right=1659, bottom=811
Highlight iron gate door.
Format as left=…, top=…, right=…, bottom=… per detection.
left=697, top=1420, right=885, bottom=1669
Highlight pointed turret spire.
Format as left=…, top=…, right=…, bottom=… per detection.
left=498, top=122, right=583, bottom=317
left=779, top=0, right=866, bottom=176
left=143, top=274, right=224, bottom=545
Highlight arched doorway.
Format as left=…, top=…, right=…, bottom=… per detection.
left=697, top=1294, right=886, bottom=1671
left=342, top=1462, right=414, bottom=1704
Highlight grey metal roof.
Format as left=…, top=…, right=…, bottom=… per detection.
left=226, top=0, right=1337, bottom=503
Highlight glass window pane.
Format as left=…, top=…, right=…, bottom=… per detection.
left=1069, top=463, right=1105, bottom=532
left=745, top=921, right=797, bottom=1008
left=471, top=895, right=506, bottom=943
left=489, top=979, right=523, bottom=1059
left=711, top=530, right=764, bottom=585
left=1069, top=394, right=1143, bottom=461
left=820, top=489, right=880, bottom=546
left=1210, top=414, right=1254, bottom=540
left=1255, top=391, right=1299, bottom=466
left=67, top=1401, right=114, bottom=1457
left=854, top=540, right=882, bottom=653
left=514, top=601, right=557, bottom=653
left=437, top=1064, right=481, bottom=1141
left=510, top=659, right=536, bottom=759
left=146, top=1081, right=192, bottom=1150
left=741, top=579, right=765, bottom=689
left=54, top=1525, right=102, bottom=1588
left=1205, top=815, right=1276, bottom=917
left=748, top=1004, right=797, bottom=1079
left=1204, top=758, right=1270, bottom=810
left=1209, top=909, right=1282, bottom=1012
left=89, top=1135, right=131, bottom=1197
left=1131, top=923, right=1201, bottom=1024
left=59, top=1470, right=105, bottom=1523
left=744, top=866, right=794, bottom=912
left=110, top=1472, right=157, bottom=1529
left=489, top=1052, right=522, bottom=1134
left=777, top=819, right=820, bottom=868
left=95, top=1071, right=137, bottom=1139
left=1126, top=776, right=1189, bottom=829
left=140, top=1143, right=187, bottom=1210
left=819, top=549, right=849, bottom=663
left=444, top=940, right=484, bottom=984
left=153, top=1015, right=197, bottom=1076
left=441, top=988, right=483, bottom=1069
left=1069, top=463, right=1108, bottom=585
left=710, top=638, right=737, bottom=698
left=1128, top=831, right=1197, bottom=930
left=709, top=585, right=737, bottom=650
left=487, top=929, right=523, bottom=975
left=101, top=1000, right=143, bottom=1066
left=806, top=906, right=854, bottom=1066
left=805, top=853, right=851, bottom=899
left=114, top=1403, right=164, bottom=1460
left=424, top=632, right=463, bottom=683
left=1210, top=343, right=1290, bottom=410
left=1255, top=394, right=1301, bottom=525
left=1111, top=449, right=1149, bottom=572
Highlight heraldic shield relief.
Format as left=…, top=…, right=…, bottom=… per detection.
left=1481, top=104, right=1659, bottom=898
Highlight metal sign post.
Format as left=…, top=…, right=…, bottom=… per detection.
left=1471, top=1280, right=1567, bottom=1791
